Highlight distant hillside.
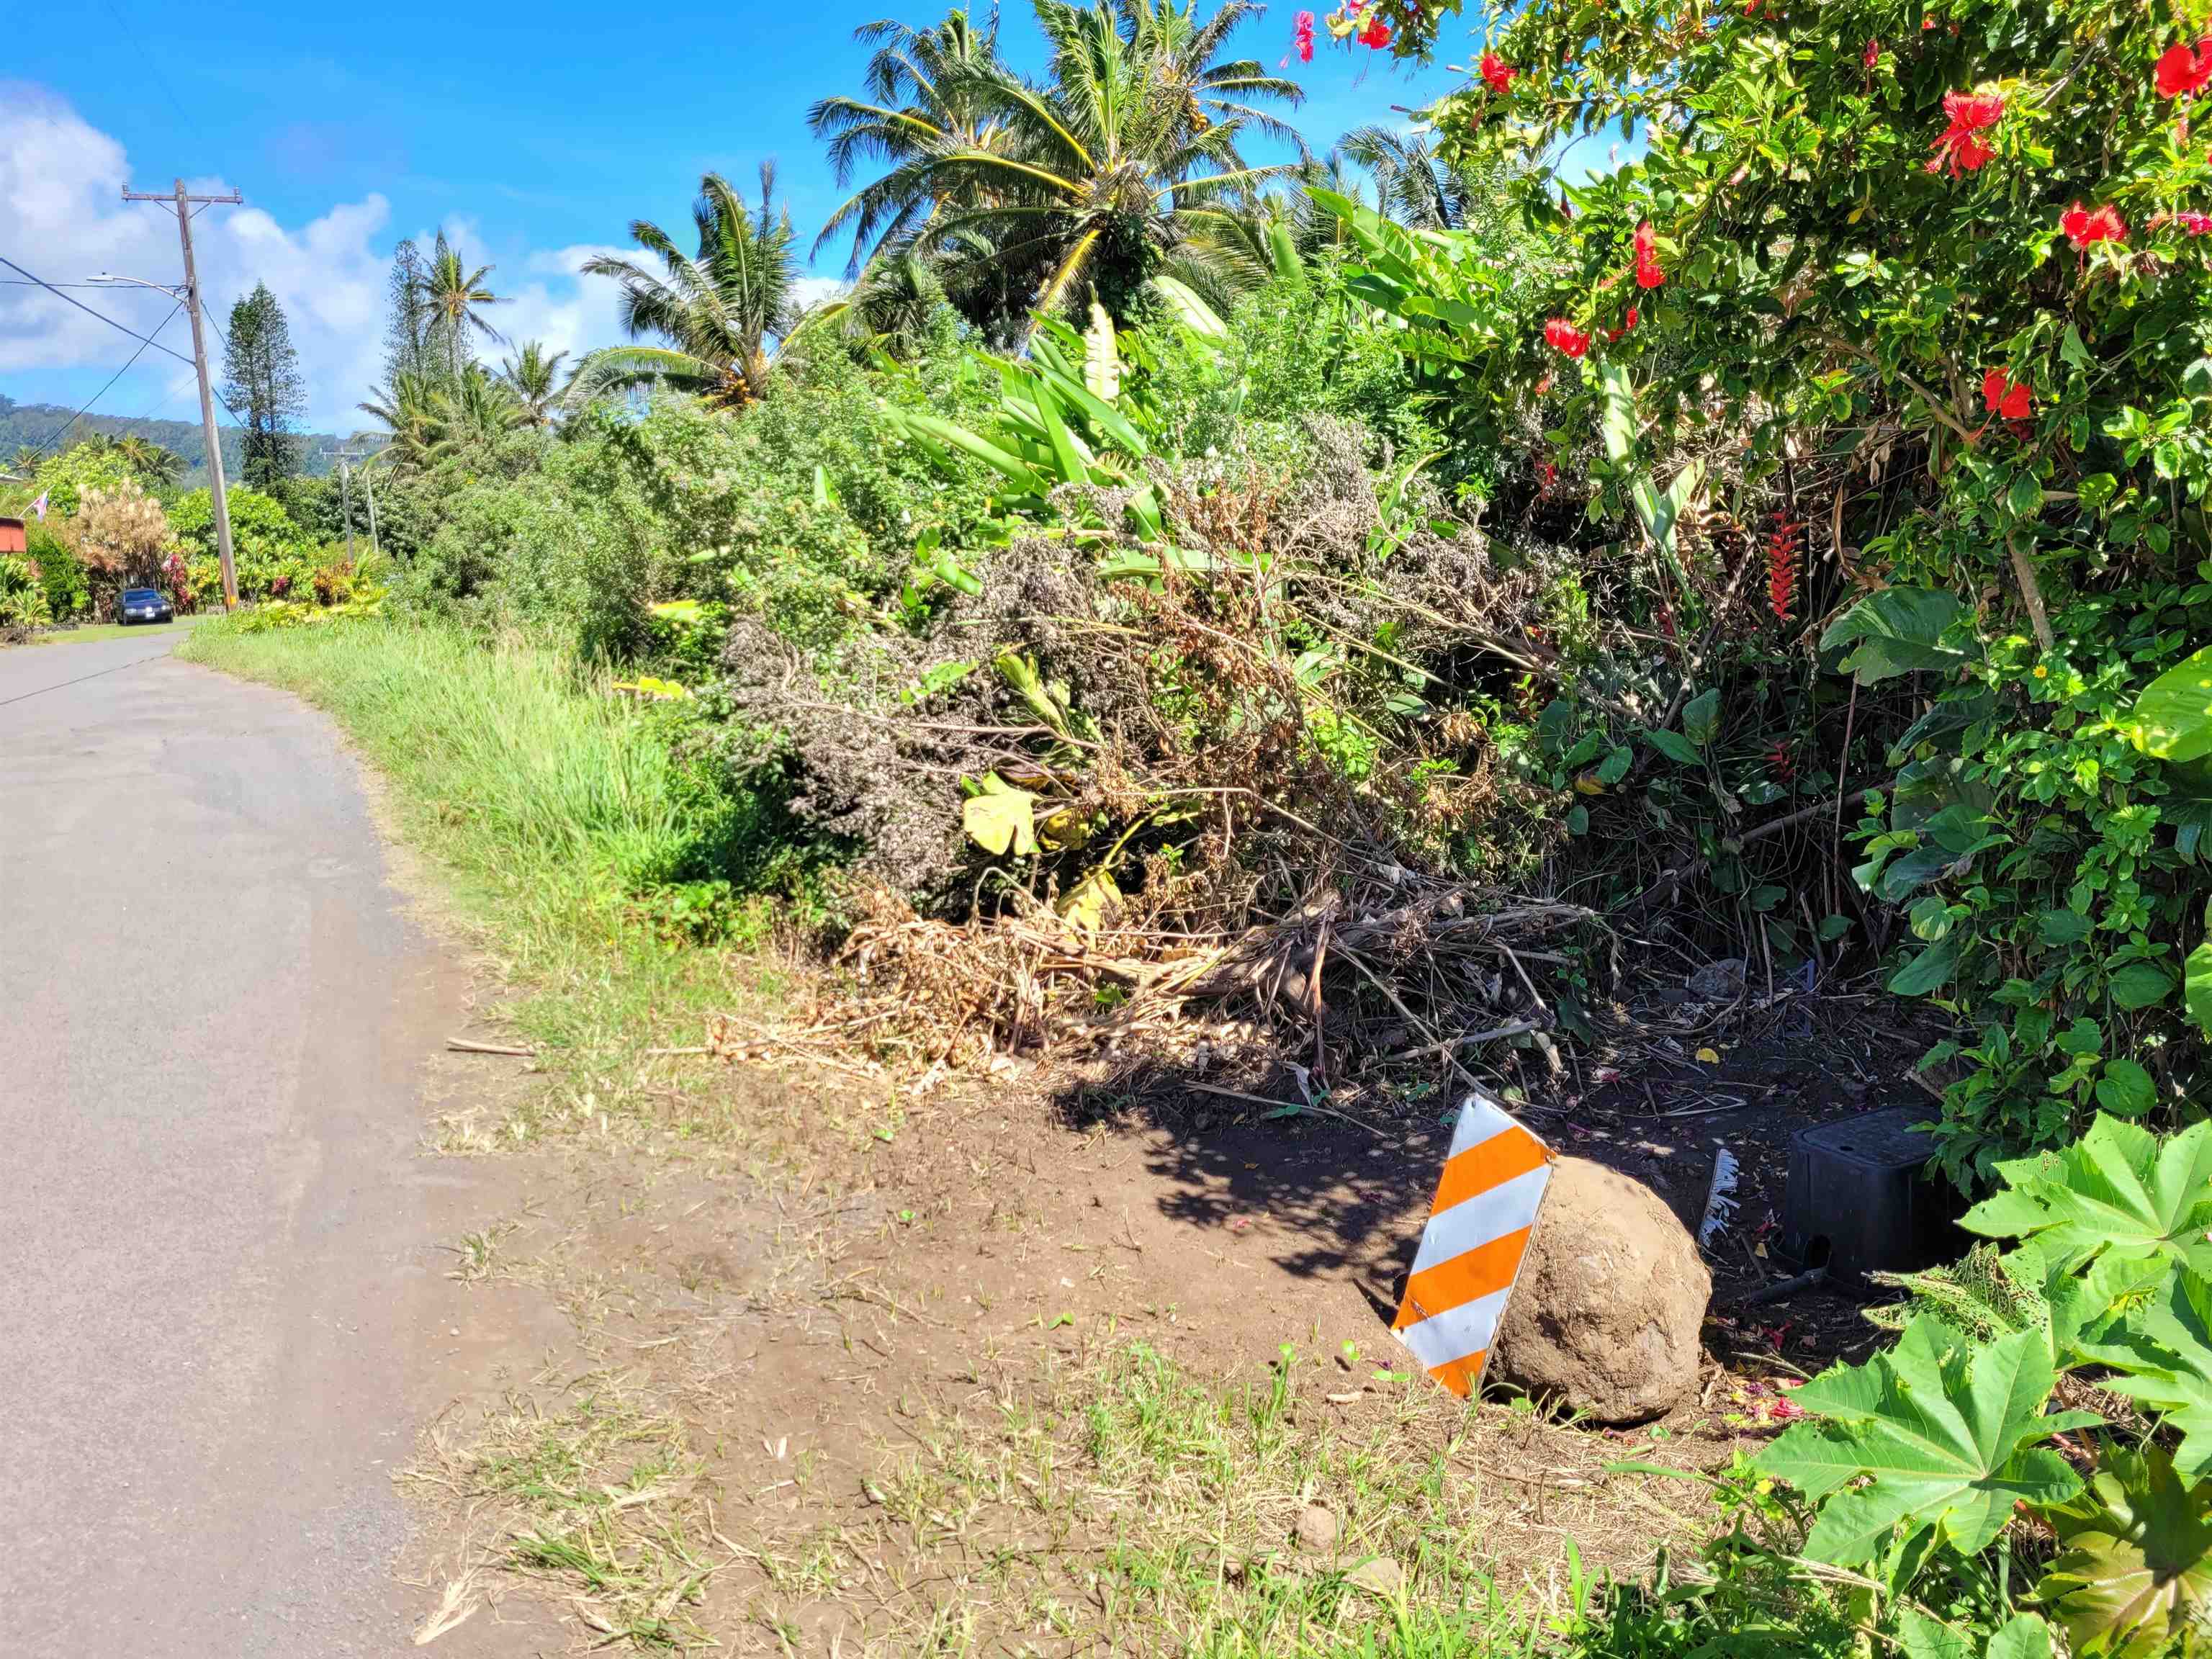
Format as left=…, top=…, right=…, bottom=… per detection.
left=0, top=397, right=351, bottom=487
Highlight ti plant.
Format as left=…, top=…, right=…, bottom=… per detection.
left=1755, top=1115, right=2212, bottom=1658
left=889, top=300, right=1171, bottom=555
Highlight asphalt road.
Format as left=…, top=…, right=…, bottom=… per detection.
left=0, top=626, right=472, bottom=1653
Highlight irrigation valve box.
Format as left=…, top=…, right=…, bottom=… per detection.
left=1778, top=1107, right=1962, bottom=1285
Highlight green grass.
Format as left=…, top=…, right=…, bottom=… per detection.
left=852, top=1339, right=1714, bottom=1658
left=180, top=614, right=751, bottom=1104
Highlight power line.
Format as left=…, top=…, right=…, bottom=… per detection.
left=24, top=302, right=185, bottom=457
left=100, top=0, right=197, bottom=140
left=0, top=256, right=198, bottom=371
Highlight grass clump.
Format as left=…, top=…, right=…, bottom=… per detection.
left=411, top=1380, right=719, bottom=1650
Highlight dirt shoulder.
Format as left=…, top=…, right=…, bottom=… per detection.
left=392, top=987, right=1923, bottom=1655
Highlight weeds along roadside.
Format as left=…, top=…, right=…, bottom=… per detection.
left=177, top=613, right=765, bottom=1130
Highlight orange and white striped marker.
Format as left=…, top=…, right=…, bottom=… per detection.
left=1392, top=1090, right=1555, bottom=1398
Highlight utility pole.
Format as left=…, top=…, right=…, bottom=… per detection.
left=122, top=179, right=243, bottom=610
left=339, top=459, right=354, bottom=564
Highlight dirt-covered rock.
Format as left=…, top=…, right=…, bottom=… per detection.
left=1490, top=1156, right=1709, bottom=1424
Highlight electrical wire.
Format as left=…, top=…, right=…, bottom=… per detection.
left=0, top=256, right=197, bottom=371
left=22, top=302, right=185, bottom=459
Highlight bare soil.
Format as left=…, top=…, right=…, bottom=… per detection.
left=398, top=975, right=1945, bottom=1655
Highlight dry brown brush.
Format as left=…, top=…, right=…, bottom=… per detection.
left=721, top=421, right=1627, bottom=1091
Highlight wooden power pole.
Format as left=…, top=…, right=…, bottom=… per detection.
left=122, top=179, right=243, bottom=611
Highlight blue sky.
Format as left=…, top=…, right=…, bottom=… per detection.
left=3, top=0, right=1485, bottom=433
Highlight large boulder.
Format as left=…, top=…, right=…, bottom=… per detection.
left=1489, top=1156, right=1709, bottom=1424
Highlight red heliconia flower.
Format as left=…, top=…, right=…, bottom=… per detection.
left=1479, top=50, right=1519, bottom=94
left=1929, top=90, right=2003, bottom=176
left=1863, top=37, right=1881, bottom=68
left=2157, top=40, right=2212, bottom=99
left=1764, top=517, right=1802, bottom=624
left=1767, top=741, right=1797, bottom=785
left=2061, top=201, right=2128, bottom=249
left=1357, top=12, right=1391, bottom=48
left=1535, top=459, right=1558, bottom=495
left=1543, top=318, right=1591, bottom=359
left=1981, top=369, right=2033, bottom=422
left=1632, top=220, right=1665, bottom=289
left=1293, top=9, right=1315, bottom=61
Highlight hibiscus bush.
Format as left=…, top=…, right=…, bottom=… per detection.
left=1308, top=0, right=2212, bottom=1184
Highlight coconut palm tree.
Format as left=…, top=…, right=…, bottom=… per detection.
left=801, top=248, right=951, bottom=355
left=113, top=433, right=182, bottom=490
left=1336, top=125, right=1477, bottom=230
left=358, top=366, right=522, bottom=466
left=424, top=366, right=524, bottom=460
left=1112, top=0, right=1305, bottom=153
left=422, top=231, right=506, bottom=380
left=809, top=0, right=1305, bottom=334
left=574, top=166, right=801, bottom=410
left=498, top=341, right=572, bottom=426
left=809, top=10, right=1013, bottom=274
left=356, top=371, right=439, bottom=467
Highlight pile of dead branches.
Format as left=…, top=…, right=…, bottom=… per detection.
left=713, top=418, right=1641, bottom=1092
left=817, top=863, right=1602, bottom=1093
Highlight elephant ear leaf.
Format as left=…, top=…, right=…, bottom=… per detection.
left=1756, top=1318, right=2089, bottom=1567
left=2035, top=1444, right=2212, bottom=1659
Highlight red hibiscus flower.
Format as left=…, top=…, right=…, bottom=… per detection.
left=2060, top=201, right=2127, bottom=249
left=1543, top=318, right=1591, bottom=359
left=2157, top=41, right=2212, bottom=99
left=1479, top=50, right=1519, bottom=94
left=1293, top=9, right=1314, bottom=60
left=1602, top=307, right=1639, bottom=343
left=1357, top=12, right=1390, bottom=48
left=1981, top=369, right=2033, bottom=422
left=1632, top=220, right=1665, bottom=289
left=1928, top=91, right=2003, bottom=176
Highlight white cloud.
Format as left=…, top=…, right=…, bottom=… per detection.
left=493, top=243, right=637, bottom=377
left=0, top=84, right=632, bottom=433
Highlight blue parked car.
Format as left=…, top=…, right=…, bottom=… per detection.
left=118, top=587, right=174, bottom=625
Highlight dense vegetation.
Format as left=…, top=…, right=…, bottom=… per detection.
left=25, top=0, right=2212, bottom=1646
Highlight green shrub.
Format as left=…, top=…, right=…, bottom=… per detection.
left=168, top=485, right=315, bottom=602
left=24, top=518, right=86, bottom=619
left=0, top=551, right=50, bottom=632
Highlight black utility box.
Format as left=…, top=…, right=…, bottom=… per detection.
left=1778, top=1107, right=1963, bottom=1285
